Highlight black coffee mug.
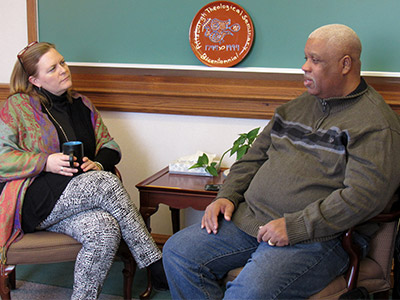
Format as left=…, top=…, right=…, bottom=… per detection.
left=62, top=141, right=84, bottom=169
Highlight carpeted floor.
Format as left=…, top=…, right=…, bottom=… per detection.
left=11, top=260, right=171, bottom=300
left=11, top=281, right=124, bottom=300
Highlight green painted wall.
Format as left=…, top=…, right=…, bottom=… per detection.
left=38, top=0, right=400, bottom=72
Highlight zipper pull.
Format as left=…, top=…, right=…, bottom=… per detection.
left=320, top=99, right=328, bottom=112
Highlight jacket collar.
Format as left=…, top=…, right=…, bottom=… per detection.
left=317, top=77, right=368, bottom=113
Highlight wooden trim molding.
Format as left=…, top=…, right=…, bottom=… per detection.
left=2, top=70, right=399, bottom=119
left=15, top=0, right=400, bottom=119
left=0, top=84, right=8, bottom=104
left=27, top=0, right=38, bottom=43
left=69, top=66, right=306, bottom=119
left=69, top=66, right=400, bottom=119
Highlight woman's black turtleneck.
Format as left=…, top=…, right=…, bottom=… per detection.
left=41, top=88, right=97, bottom=155
left=20, top=89, right=120, bottom=233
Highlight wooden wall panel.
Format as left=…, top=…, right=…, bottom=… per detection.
left=1, top=68, right=399, bottom=118
left=68, top=66, right=307, bottom=119
left=0, top=85, right=8, bottom=105
left=64, top=66, right=400, bottom=118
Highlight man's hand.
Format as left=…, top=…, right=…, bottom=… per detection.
left=201, top=198, right=234, bottom=234
left=257, top=218, right=289, bottom=247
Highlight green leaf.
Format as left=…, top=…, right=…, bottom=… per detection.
left=189, top=163, right=203, bottom=170
left=235, top=135, right=247, bottom=146
left=247, top=127, right=260, bottom=143
left=236, top=145, right=248, bottom=160
left=198, top=153, right=209, bottom=165
left=206, top=164, right=218, bottom=176
left=230, top=143, right=239, bottom=156
left=189, top=153, right=209, bottom=169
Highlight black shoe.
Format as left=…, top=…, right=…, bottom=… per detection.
left=149, top=259, right=169, bottom=291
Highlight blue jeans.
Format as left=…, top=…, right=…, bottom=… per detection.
left=163, top=218, right=354, bottom=299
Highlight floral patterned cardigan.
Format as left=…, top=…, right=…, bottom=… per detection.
left=0, top=92, right=121, bottom=263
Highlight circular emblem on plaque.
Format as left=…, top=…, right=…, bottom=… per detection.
left=189, top=1, right=254, bottom=67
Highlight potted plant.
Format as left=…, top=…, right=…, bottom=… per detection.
left=189, top=127, right=260, bottom=176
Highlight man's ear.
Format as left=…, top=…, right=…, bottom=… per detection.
left=342, top=55, right=352, bottom=75
left=28, top=76, right=40, bottom=88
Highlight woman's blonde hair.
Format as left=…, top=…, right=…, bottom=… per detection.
left=9, top=42, right=73, bottom=105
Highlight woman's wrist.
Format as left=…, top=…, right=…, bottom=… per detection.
left=94, top=161, right=104, bottom=171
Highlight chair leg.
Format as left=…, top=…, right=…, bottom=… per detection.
left=0, top=265, right=15, bottom=300
left=139, top=268, right=152, bottom=300
left=117, top=241, right=137, bottom=300
left=121, top=255, right=136, bottom=300
left=9, top=268, right=15, bottom=290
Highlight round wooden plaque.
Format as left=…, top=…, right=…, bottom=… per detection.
left=189, top=1, right=254, bottom=67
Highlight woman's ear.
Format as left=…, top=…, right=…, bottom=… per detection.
left=28, top=76, right=40, bottom=88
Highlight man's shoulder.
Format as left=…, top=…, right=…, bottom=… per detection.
left=363, top=86, right=400, bottom=131
left=278, top=92, right=313, bottom=110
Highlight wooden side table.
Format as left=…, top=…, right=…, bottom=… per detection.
left=136, top=167, right=226, bottom=299
left=136, top=167, right=226, bottom=234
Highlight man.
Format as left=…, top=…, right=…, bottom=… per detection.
left=163, top=24, right=400, bottom=299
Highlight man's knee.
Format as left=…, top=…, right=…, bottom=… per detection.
left=163, top=229, right=185, bottom=258
left=163, top=224, right=202, bottom=263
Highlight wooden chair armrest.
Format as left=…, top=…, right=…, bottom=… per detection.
left=342, top=200, right=400, bottom=291
left=342, top=228, right=361, bottom=290
left=369, top=209, right=400, bottom=223
left=114, top=167, right=122, bottom=182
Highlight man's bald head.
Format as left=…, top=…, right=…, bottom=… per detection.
left=308, top=24, right=362, bottom=69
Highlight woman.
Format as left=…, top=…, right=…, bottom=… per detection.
left=0, top=42, right=166, bottom=299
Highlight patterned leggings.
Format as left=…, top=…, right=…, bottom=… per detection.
left=36, top=171, right=162, bottom=300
